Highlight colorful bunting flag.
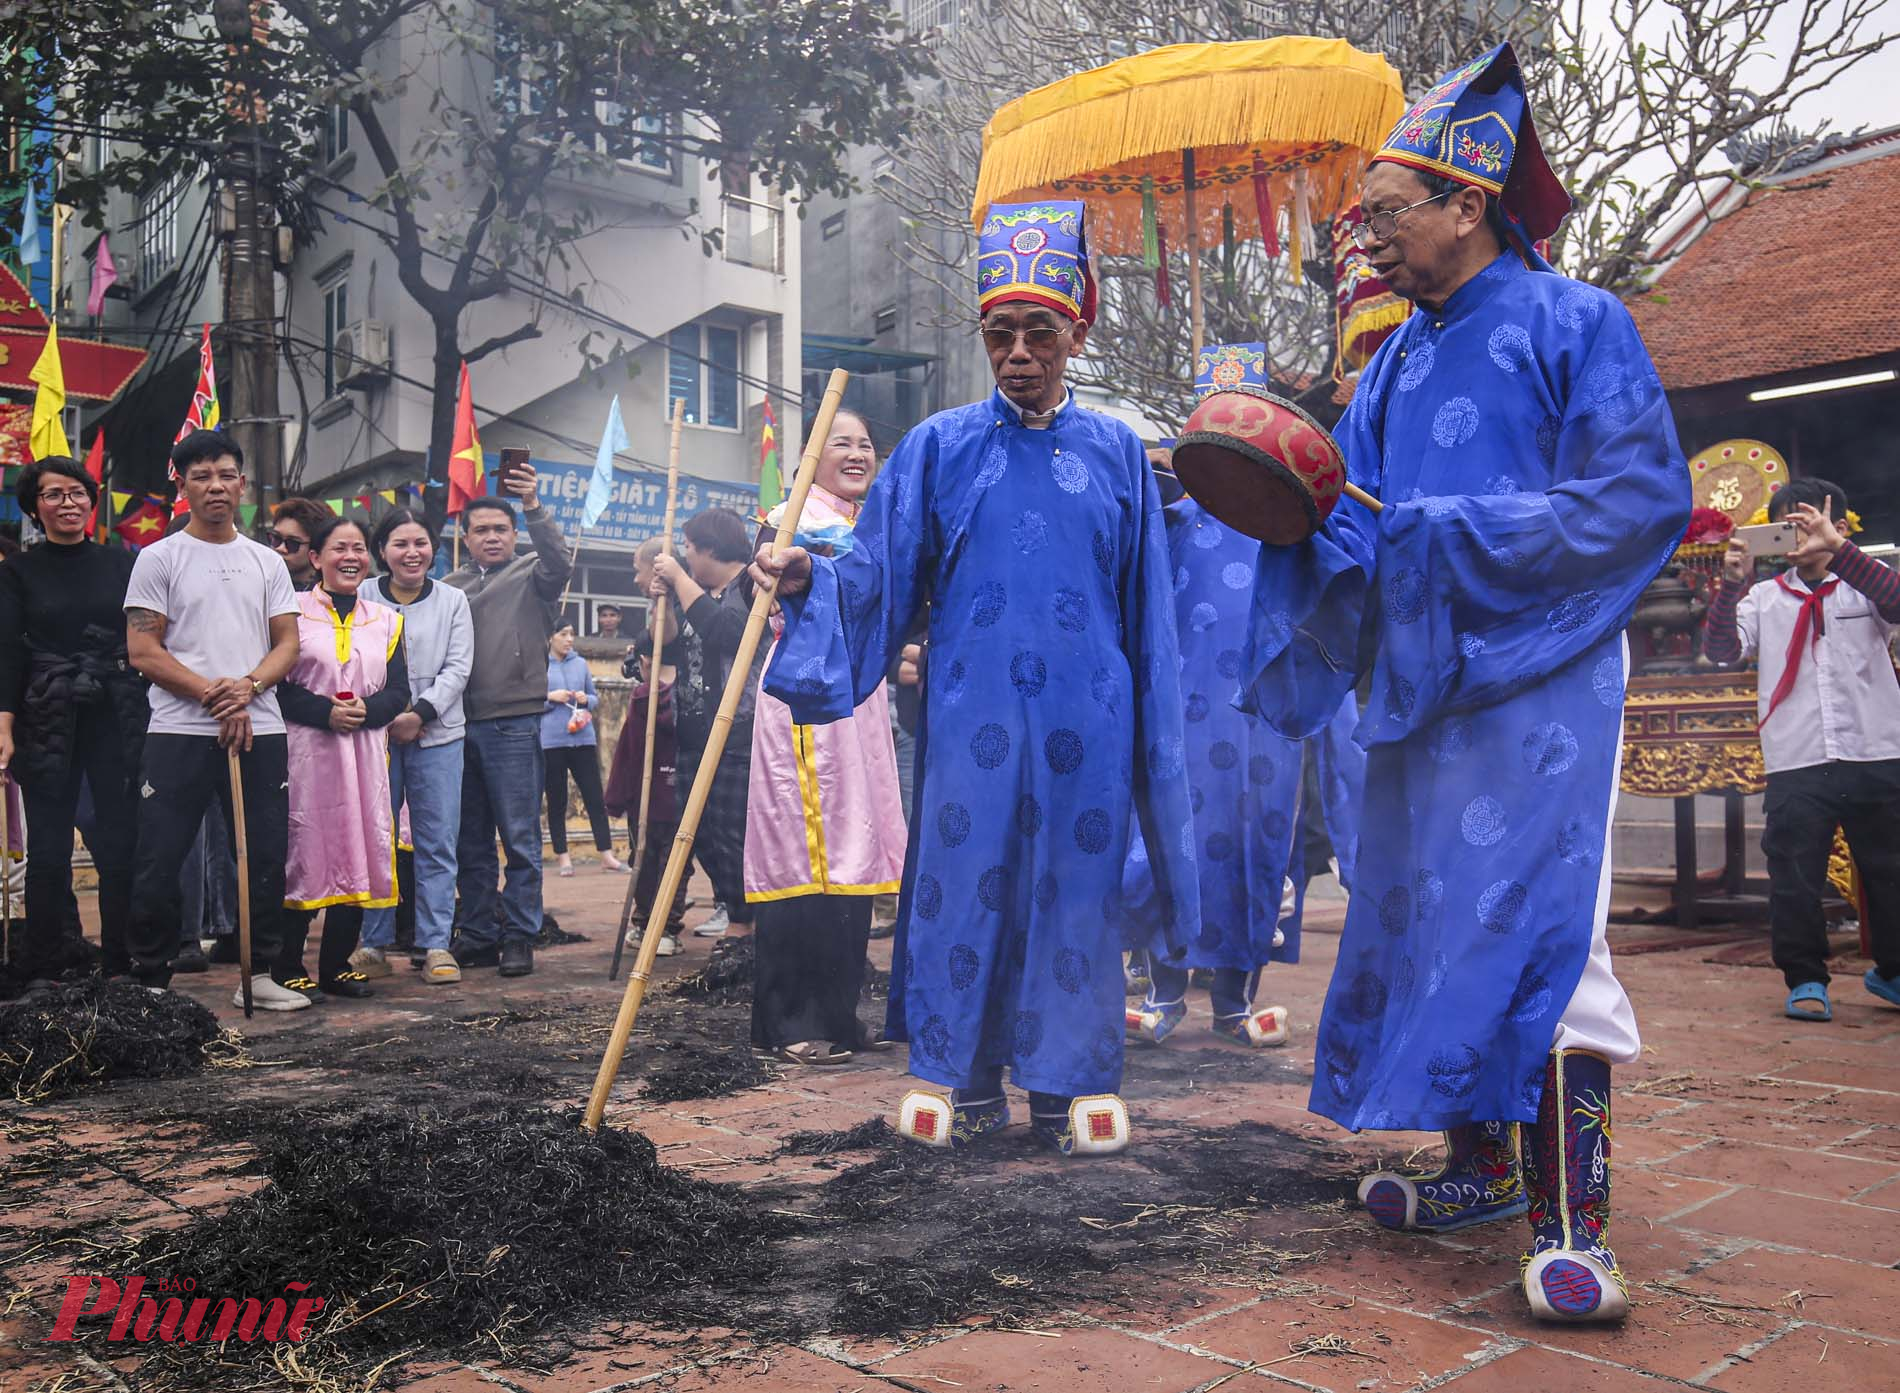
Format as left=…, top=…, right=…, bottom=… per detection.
left=239, top=503, right=258, bottom=530
left=18, top=177, right=41, bottom=267
left=583, top=396, right=627, bottom=530
left=87, top=234, right=118, bottom=317
left=757, top=395, right=781, bottom=517
left=110, top=489, right=132, bottom=513
left=173, top=323, right=220, bottom=448
left=446, top=361, right=483, bottom=515
left=114, top=499, right=168, bottom=547
left=28, top=322, right=69, bottom=459
left=83, top=430, right=105, bottom=536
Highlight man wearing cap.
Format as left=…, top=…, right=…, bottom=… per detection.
left=1123, top=344, right=1305, bottom=1053
left=1239, top=44, right=1689, bottom=1323
left=752, top=201, right=1198, bottom=1156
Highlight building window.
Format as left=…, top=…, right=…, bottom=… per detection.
left=322, top=104, right=351, bottom=164
left=821, top=211, right=845, bottom=240
left=666, top=321, right=741, bottom=429
left=874, top=304, right=898, bottom=334
left=138, top=172, right=184, bottom=285
left=595, top=102, right=676, bottom=175
left=902, top=0, right=961, bottom=32
left=871, top=154, right=895, bottom=182
left=322, top=277, right=349, bottom=397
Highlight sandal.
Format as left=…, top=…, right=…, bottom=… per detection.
left=775, top=1041, right=854, bottom=1066
left=1866, top=969, right=1900, bottom=1010
left=1785, top=981, right=1831, bottom=1022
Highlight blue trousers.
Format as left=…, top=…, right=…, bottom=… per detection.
left=363, top=738, right=465, bottom=952
left=454, top=714, right=544, bottom=948
left=1147, top=955, right=1257, bottom=1019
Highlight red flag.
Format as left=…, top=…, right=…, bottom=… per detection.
left=1252, top=155, right=1281, bottom=258
left=83, top=430, right=105, bottom=537
left=115, top=499, right=169, bottom=547
left=446, top=362, right=484, bottom=515
left=172, top=324, right=220, bottom=457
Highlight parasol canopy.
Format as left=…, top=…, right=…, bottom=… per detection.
left=972, top=37, right=1407, bottom=256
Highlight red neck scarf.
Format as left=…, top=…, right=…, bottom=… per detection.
left=1761, top=573, right=1838, bottom=728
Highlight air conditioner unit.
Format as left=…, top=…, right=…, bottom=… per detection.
left=335, top=319, right=391, bottom=388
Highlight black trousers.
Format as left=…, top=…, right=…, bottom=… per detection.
left=18, top=701, right=138, bottom=971
left=676, top=729, right=752, bottom=924
left=279, top=905, right=364, bottom=984
left=627, top=815, right=686, bottom=937
left=127, top=733, right=290, bottom=986
left=750, top=894, right=872, bottom=1050
left=544, top=744, right=613, bottom=854
left=1762, top=757, right=1900, bottom=989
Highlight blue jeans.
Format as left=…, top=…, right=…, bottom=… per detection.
left=363, top=738, right=465, bottom=952
left=454, top=714, right=544, bottom=948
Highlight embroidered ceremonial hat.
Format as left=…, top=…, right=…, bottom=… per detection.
left=977, top=200, right=1098, bottom=322
left=1194, top=342, right=1269, bottom=399
left=1373, top=41, right=1570, bottom=242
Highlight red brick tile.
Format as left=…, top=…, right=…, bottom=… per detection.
left=1705, top=1329, right=1900, bottom=1390
left=498, top=1327, right=708, bottom=1391
left=1647, top=1098, right=1860, bottom=1148
left=1652, top=1139, right=1898, bottom=1201
left=1184, top=1292, right=1508, bottom=1385
left=1079, top=1279, right=1260, bottom=1334
left=1795, top=1088, right=1900, bottom=1129
left=1288, top=1234, right=1522, bottom=1313
left=1612, top=1166, right=1734, bottom=1223
left=1613, top=1127, right=1703, bottom=1167
left=1672, top=1190, right=1900, bottom=1265
left=1820, top=1125, right=1900, bottom=1166
left=1457, top=1272, right=1784, bottom=1382
left=1852, top=1174, right=1900, bottom=1210
left=1679, top=1247, right=1900, bottom=1339
left=384, top=1366, right=502, bottom=1393
left=527, top=1346, right=865, bottom=1393
left=1443, top=1344, right=1689, bottom=1391
left=1763, top=1056, right=1900, bottom=1091
left=878, top=1327, right=1219, bottom=1392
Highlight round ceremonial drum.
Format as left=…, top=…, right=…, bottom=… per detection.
left=1172, top=390, right=1349, bottom=545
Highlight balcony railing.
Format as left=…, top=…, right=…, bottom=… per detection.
left=721, top=194, right=783, bottom=275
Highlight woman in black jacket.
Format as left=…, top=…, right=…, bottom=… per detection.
left=0, top=457, right=144, bottom=977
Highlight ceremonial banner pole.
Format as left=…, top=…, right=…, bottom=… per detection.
left=608, top=397, right=685, bottom=980
left=1183, top=148, right=1205, bottom=364
left=582, top=368, right=848, bottom=1131
left=227, top=750, right=254, bottom=1018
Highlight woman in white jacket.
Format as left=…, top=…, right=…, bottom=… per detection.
left=354, top=508, right=475, bottom=984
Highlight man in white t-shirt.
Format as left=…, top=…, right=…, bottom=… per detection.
left=124, top=430, right=305, bottom=1009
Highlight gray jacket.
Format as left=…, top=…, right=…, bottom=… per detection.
left=443, top=507, right=572, bottom=722
left=363, top=575, right=474, bottom=747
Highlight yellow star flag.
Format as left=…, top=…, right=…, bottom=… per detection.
left=28, top=322, right=70, bottom=459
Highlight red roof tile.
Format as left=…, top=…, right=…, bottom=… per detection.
left=1627, top=139, right=1900, bottom=391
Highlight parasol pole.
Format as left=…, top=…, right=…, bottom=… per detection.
left=607, top=397, right=685, bottom=980
left=228, top=749, right=254, bottom=1019
left=581, top=367, right=850, bottom=1132
left=1183, top=148, right=1205, bottom=366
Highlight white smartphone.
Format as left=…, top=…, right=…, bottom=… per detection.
left=1735, top=521, right=1798, bottom=557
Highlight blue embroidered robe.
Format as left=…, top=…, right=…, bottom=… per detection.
left=1243, top=252, right=1689, bottom=1132
left=765, top=390, right=1200, bottom=1097
left=1316, top=692, right=1366, bottom=893
left=1122, top=495, right=1305, bottom=971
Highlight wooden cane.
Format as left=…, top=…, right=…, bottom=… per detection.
left=609, top=397, right=685, bottom=980
left=2, top=772, right=13, bottom=967
left=582, top=368, right=848, bottom=1131
left=227, top=748, right=254, bottom=1019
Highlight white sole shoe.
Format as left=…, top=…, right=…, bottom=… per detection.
left=234, top=975, right=312, bottom=1011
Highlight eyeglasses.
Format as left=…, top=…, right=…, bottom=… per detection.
left=36, top=488, right=92, bottom=507
left=268, top=532, right=309, bottom=553
left=978, top=323, right=1073, bottom=354
left=1347, top=190, right=1456, bottom=249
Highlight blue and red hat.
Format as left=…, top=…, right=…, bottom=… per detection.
left=1195, top=342, right=1269, bottom=399
left=977, top=201, right=1098, bottom=322
left=1374, top=41, right=1571, bottom=247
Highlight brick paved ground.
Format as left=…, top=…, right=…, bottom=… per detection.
left=3, top=857, right=1898, bottom=1393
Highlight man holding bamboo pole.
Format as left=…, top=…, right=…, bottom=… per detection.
left=751, top=202, right=1200, bottom=1156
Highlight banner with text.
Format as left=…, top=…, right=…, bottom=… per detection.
left=497, top=453, right=757, bottom=552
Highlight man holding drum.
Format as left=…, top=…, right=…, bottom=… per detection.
left=751, top=201, right=1199, bottom=1156
left=1224, top=44, right=1689, bottom=1322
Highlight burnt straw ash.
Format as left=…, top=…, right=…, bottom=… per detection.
left=0, top=980, right=220, bottom=1102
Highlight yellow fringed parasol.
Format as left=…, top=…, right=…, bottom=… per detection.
left=973, top=36, right=1407, bottom=362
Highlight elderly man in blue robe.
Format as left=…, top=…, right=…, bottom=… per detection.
left=752, top=201, right=1199, bottom=1157
left=1238, top=44, right=1689, bottom=1323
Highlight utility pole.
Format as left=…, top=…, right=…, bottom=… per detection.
left=213, top=0, right=284, bottom=509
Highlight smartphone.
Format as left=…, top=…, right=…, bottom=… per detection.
left=1735, top=521, right=1798, bottom=557
left=495, top=446, right=531, bottom=495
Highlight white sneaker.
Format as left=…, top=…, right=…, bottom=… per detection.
left=349, top=946, right=393, bottom=980
left=422, top=949, right=462, bottom=984
left=654, top=934, right=682, bottom=957
left=693, top=904, right=731, bottom=938
left=235, top=974, right=312, bottom=1012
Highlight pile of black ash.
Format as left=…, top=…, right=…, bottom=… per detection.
left=0, top=979, right=219, bottom=1102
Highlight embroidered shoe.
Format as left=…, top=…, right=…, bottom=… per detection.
left=1212, top=1005, right=1290, bottom=1047
left=1123, top=956, right=1152, bottom=998
left=273, top=972, right=326, bottom=1005
left=1030, top=1094, right=1131, bottom=1157
left=1520, top=1050, right=1628, bottom=1323
left=1125, top=996, right=1188, bottom=1044
left=1358, top=1121, right=1528, bottom=1233
left=896, top=1090, right=1010, bottom=1150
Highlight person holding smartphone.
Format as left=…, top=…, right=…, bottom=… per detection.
left=444, top=456, right=572, bottom=978
left=1706, top=477, right=1900, bottom=1023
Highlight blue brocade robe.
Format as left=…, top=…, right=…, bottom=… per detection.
left=765, top=390, right=1201, bottom=1096
left=1243, top=252, right=1690, bottom=1132
left=1122, top=496, right=1306, bottom=971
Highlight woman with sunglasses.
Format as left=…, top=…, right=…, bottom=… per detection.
left=0, top=456, right=144, bottom=979
left=266, top=497, right=331, bottom=591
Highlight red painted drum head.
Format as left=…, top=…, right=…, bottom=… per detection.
left=1172, top=390, right=1348, bottom=545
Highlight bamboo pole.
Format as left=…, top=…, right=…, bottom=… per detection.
left=228, top=749, right=253, bottom=1018
left=582, top=368, right=850, bottom=1131
left=1183, top=148, right=1204, bottom=368
left=608, top=397, right=685, bottom=980
left=2, top=774, right=13, bottom=966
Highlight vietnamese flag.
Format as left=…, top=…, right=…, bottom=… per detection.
left=757, top=395, right=781, bottom=518
left=115, top=498, right=169, bottom=548
left=83, top=430, right=106, bottom=537
left=446, top=361, right=483, bottom=515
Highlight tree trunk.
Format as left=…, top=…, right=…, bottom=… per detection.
left=423, top=319, right=462, bottom=538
